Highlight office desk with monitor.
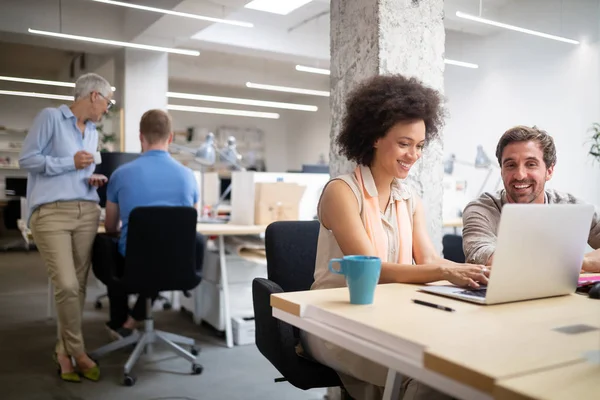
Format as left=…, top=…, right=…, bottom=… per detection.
left=271, top=282, right=600, bottom=400
left=19, top=218, right=266, bottom=349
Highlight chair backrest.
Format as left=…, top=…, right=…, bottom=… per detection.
left=265, top=220, right=320, bottom=292
left=122, top=206, right=202, bottom=294
left=442, top=234, right=466, bottom=263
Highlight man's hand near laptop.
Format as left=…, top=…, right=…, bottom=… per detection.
left=582, top=249, right=600, bottom=273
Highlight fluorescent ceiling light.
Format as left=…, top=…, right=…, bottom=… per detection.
left=296, top=58, right=479, bottom=75
left=167, top=91, right=317, bottom=111
left=246, top=82, right=329, bottom=97
left=0, top=75, right=116, bottom=91
left=92, top=0, right=253, bottom=28
left=0, top=90, right=74, bottom=101
left=295, top=65, right=330, bottom=75
left=245, top=0, right=313, bottom=15
left=444, top=59, right=478, bottom=69
left=28, top=28, right=200, bottom=56
left=455, top=11, right=579, bottom=45
left=167, top=104, right=279, bottom=119
left=0, top=89, right=116, bottom=103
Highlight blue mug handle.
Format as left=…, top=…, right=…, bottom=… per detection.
left=328, top=258, right=344, bottom=275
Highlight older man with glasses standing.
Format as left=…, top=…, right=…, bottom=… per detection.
left=19, top=72, right=112, bottom=382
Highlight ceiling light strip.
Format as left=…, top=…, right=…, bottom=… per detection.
left=246, top=82, right=329, bottom=97
left=444, top=59, right=478, bottom=69
left=295, top=65, right=330, bottom=75
left=167, top=91, right=317, bottom=111
left=0, top=75, right=116, bottom=91
left=92, top=0, right=253, bottom=28
left=28, top=29, right=200, bottom=56
left=455, top=11, right=579, bottom=45
left=0, top=89, right=116, bottom=103
left=167, top=104, right=279, bottom=119
left=244, top=0, right=314, bottom=15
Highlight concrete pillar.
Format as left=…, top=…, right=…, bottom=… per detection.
left=330, top=0, right=445, bottom=250
left=114, top=49, right=168, bottom=153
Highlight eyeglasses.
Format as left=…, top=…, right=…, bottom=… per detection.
left=96, top=92, right=113, bottom=111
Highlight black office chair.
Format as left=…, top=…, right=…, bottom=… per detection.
left=252, top=220, right=348, bottom=396
left=89, top=206, right=204, bottom=386
left=442, top=234, right=466, bottom=263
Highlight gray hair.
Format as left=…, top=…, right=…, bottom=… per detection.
left=74, top=73, right=112, bottom=100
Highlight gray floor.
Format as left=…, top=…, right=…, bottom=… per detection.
left=0, top=250, right=327, bottom=400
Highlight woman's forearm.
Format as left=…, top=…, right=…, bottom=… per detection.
left=379, top=262, right=446, bottom=284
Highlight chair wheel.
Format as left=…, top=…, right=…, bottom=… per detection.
left=123, top=374, right=136, bottom=386
left=191, top=364, right=203, bottom=375
left=162, top=302, right=172, bottom=310
left=94, top=301, right=102, bottom=310
left=190, top=347, right=199, bottom=356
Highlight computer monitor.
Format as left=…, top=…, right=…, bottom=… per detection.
left=301, top=164, right=329, bottom=174
left=94, top=152, right=139, bottom=207
left=5, top=177, right=27, bottom=197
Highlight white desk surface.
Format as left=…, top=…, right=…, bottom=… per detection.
left=271, top=282, right=600, bottom=395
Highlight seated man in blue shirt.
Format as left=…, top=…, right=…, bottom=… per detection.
left=97, top=109, right=200, bottom=338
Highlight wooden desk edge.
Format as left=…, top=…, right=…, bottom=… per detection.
left=270, top=294, right=302, bottom=317
left=423, top=351, right=496, bottom=394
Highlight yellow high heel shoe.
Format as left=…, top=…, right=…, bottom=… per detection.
left=79, top=364, right=100, bottom=382
left=53, top=353, right=81, bottom=383
left=78, top=355, right=100, bottom=382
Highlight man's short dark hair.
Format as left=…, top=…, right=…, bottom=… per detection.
left=336, top=74, right=444, bottom=166
left=495, top=125, right=557, bottom=168
left=140, top=109, right=172, bottom=144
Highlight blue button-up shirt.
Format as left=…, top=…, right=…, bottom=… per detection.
left=19, top=105, right=100, bottom=225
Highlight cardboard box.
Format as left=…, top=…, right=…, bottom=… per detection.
left=254, top=182, right=306, bottom=225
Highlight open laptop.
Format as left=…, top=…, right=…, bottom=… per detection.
left=421, top=203, right=595, bottom=305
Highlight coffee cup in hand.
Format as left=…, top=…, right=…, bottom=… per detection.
left=93, top=151, right=102, bottom=165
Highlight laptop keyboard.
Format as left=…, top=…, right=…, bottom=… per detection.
left=459, top=288, right=487, bottom=298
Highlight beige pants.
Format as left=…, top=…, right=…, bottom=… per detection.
left=301, top=332, right=453, bottom=400
left=30, top=200, right=101, bottom=357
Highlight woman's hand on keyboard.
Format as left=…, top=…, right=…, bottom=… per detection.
left=442, top=263, right=489, bottom=288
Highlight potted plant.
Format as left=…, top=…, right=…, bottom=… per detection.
left=97, top=108, right=119, bottom=152
left=587, top=122, right=600, bottom=162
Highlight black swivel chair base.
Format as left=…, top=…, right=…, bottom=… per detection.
left=89, top=299, right=203, bottom=386
left=94, top=293, right=173, bottom=310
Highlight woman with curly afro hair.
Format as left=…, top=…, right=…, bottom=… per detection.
left=299, top=74, right=489, bottom=400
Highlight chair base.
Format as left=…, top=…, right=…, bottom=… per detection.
left=90, top=311, right=202, bottom=384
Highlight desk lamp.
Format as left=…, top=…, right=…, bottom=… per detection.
left=171, top=133, right=246, bottom=221
left=444, top=145, right=500, bottom=196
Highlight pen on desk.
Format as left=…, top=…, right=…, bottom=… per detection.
left=411, top=299, right=455, bottom=312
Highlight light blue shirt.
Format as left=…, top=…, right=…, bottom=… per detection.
left=107, top=150, right=199, bottom=256
left=19, top=105, right=100, bottom=225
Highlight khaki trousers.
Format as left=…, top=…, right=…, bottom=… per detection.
left=30, top=200, right=101, bottom=357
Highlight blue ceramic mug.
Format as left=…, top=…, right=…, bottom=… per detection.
left=328, top=255, right=381, bottom=304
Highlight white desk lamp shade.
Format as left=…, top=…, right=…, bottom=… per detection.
left=194, top=133, right=217, bottom=166
left=474, top=145, right=492, bottom=168
left=220, top=136, right=243, bottom=166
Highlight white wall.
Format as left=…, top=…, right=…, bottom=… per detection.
left=444, top=0, right=600, bottom=207
left=284, top=95, right=330, bottom=171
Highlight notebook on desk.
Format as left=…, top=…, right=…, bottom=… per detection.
left=421, top=204, right=594, bottom=305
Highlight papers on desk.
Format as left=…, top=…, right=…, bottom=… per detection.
left=224, top=235, right=266, bottom=265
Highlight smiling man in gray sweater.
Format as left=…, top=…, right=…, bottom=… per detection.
left=462, top=125, right=600, bottom=272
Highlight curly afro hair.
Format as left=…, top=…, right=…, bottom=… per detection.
left=337, top=74, right=444, bottom=166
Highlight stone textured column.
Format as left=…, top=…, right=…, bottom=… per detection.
left=330, top=0, right=445, bottom=250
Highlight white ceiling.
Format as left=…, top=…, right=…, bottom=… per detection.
left=0, top=0, right=581, bottom=92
